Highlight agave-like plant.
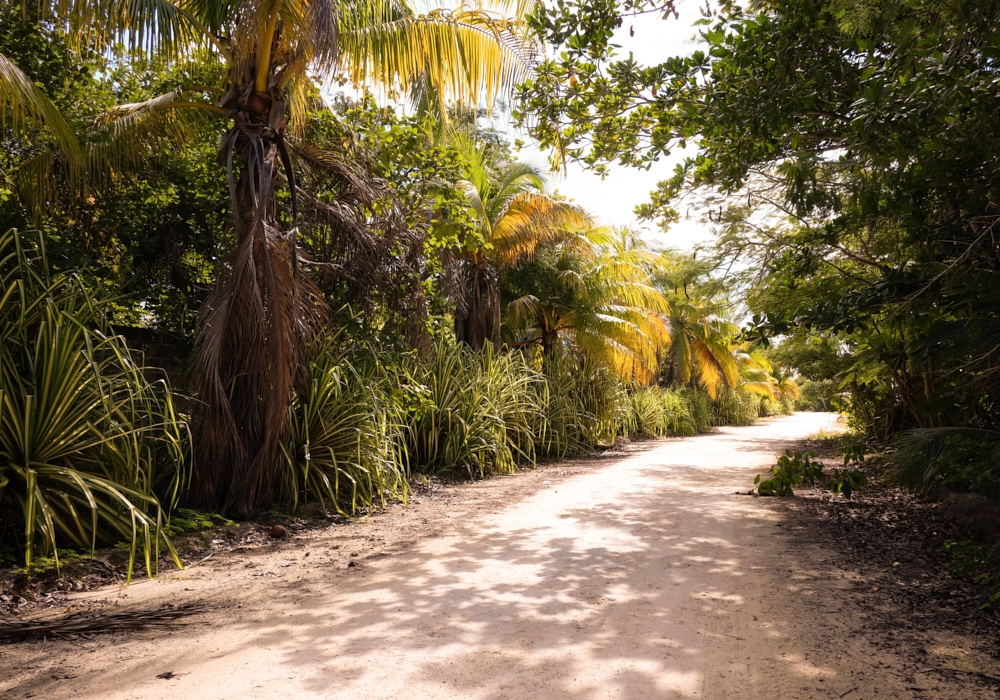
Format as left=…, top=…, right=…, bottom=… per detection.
left=279, top=346, right=408, bottom=514
left=0, top=229, right=187, bottom=576
left=406, top=341, right=544, bottom=478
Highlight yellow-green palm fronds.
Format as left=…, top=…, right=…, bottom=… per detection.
left=489, top=193, right=590, bottom=267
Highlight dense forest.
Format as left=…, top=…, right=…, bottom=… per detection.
left=1, top=0, right=997, bottom=585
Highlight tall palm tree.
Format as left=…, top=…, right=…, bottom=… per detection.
left=504, top=231, right=671, bottom=383
left=9, top=0, right=533, bottom=516
left=448, top=129, right=589, bottom=349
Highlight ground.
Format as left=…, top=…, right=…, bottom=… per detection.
left=2, top=413, right=998, bottom=699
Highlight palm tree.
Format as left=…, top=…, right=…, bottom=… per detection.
left=771, top=365, right=800, bottom=402
left=448, top=129, right=590, bottom=350
left=659, top=296, right=741, bottom=399
left=9, top=0, right=533, bottom=516
left=504, top=230, right=671, bottom=383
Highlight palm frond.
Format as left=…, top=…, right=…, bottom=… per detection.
left=338, top=0, right=534, bottom=108
left=0, top=52, right=81, bottom=168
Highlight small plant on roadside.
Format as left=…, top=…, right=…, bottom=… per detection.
left=827, top=469, right=868, bottom=499
left=754, top=450, right=824, bottom=497
left=164, top=509, right=235, bottom=537
left=754, top=449, right=869, bottom=498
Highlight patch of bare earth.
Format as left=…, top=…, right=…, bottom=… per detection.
left=775, top=448, right=1000, bottom=697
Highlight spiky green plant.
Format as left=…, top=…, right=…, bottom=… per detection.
left=628, top=386, right=700, bottom=438
left=629, top=387, right=667, bottom=437
left=560, top=354, right=631, bottom=447
left=712, top=387, right=762, bottom=427
left=407, top=342, right=544, bottom=478
left=279, top=348, right=408, bottom=514
left=659, top=389, right=699, bottom=436
left=0, top=230, right=186, bottom=577
left=678, top=387, right=713, bottom=433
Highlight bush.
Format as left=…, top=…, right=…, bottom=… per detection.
left=0, top=230, right=187, bottom=577
left=891, top=428, right=1000, bottom=498
left=279, top=348, right=409, bottom=514
left=759, top=396, right=795, bottom=417
left=679, top=388, right=713, bottom=433
left=628, top=387, right=700, bottom=438
left=712, top=387, right=761, bottom=426
left=795, top=378, right=844, bottom=412
left=407, top=342, right=545, bottom=478
left=629, top=387, right=668, bottom=437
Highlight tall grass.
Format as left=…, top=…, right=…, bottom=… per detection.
left=0, top=230, right=186, bottom=577
left=679, top=388, right=713, bottom=433
left=712, top=387, right=762, bottom=426
left=629, top=386, right=703, bottom=438
left=539, top=353, right=631, bottom=457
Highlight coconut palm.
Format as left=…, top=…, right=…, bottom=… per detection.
left=504, top=232, right=671, bottom=383
left=9, top=0, right=533, bottom=516
left=659, top=296, right=741, bottom=399
left=448, top=129, right=590, bottom=349
left=771, top=365, right=800, bottom=401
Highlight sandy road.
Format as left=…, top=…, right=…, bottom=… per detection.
left=2, top=413, right=979, bottom=699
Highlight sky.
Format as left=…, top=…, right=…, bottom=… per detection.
left=324, top=0, right=714, bottom=250
left=514, top=0, right=713, bottom=251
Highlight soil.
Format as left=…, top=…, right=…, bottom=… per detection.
left=2, top=412, right=999, bottom=699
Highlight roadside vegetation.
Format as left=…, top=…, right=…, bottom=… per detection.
left=519, top=0, right=1000, bottom=504
left=0, top=0, right=798, bottom=579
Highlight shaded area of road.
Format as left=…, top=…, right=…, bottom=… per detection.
left=4, top=413, right=980, bottom=699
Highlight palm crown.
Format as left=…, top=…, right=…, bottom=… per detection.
left=448, top=128, right=589, bottom=349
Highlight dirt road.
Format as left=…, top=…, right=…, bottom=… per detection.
left=2, top=413, right=988, bottom=698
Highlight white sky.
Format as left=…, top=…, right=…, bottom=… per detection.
left=514, top=0, right=713, bottom=250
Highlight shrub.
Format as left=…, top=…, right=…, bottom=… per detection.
left=628, top=387, right=700, bottom=438
left=629, top=387, right=668, bottom=437
left=712, top=387, right=761, bottom=426
left=891, top=428, right=1000, bottom=498
left=660, top=389, right=699, bottom=436
left=565, top=355, right=631, bottom=447
left=0, top=230, right=187, bottom=577
left=407, top=342, right=545, bottom=478
left=279, top=348, right=409, bottom=514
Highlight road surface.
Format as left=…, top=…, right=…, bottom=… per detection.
left=3, top=413, right=981, bottom=699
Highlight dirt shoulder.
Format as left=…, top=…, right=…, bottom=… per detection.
left=2, top=413, right=998, bottom=699
left=773, top=450, right=1000, bottom=695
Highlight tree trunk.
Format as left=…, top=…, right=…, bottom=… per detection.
left=190, top=75, right=322, bottom=517
left=454, top=259, right=499, bottom=351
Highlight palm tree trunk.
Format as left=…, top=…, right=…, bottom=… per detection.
left=541, top=328, right=559, bottom=357
left=455, top=260, right=499, bottom=350
left=191, top=78, right=321, bottom=517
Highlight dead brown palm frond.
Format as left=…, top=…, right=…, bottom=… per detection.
left=291, top=138, right=429, bottom=345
